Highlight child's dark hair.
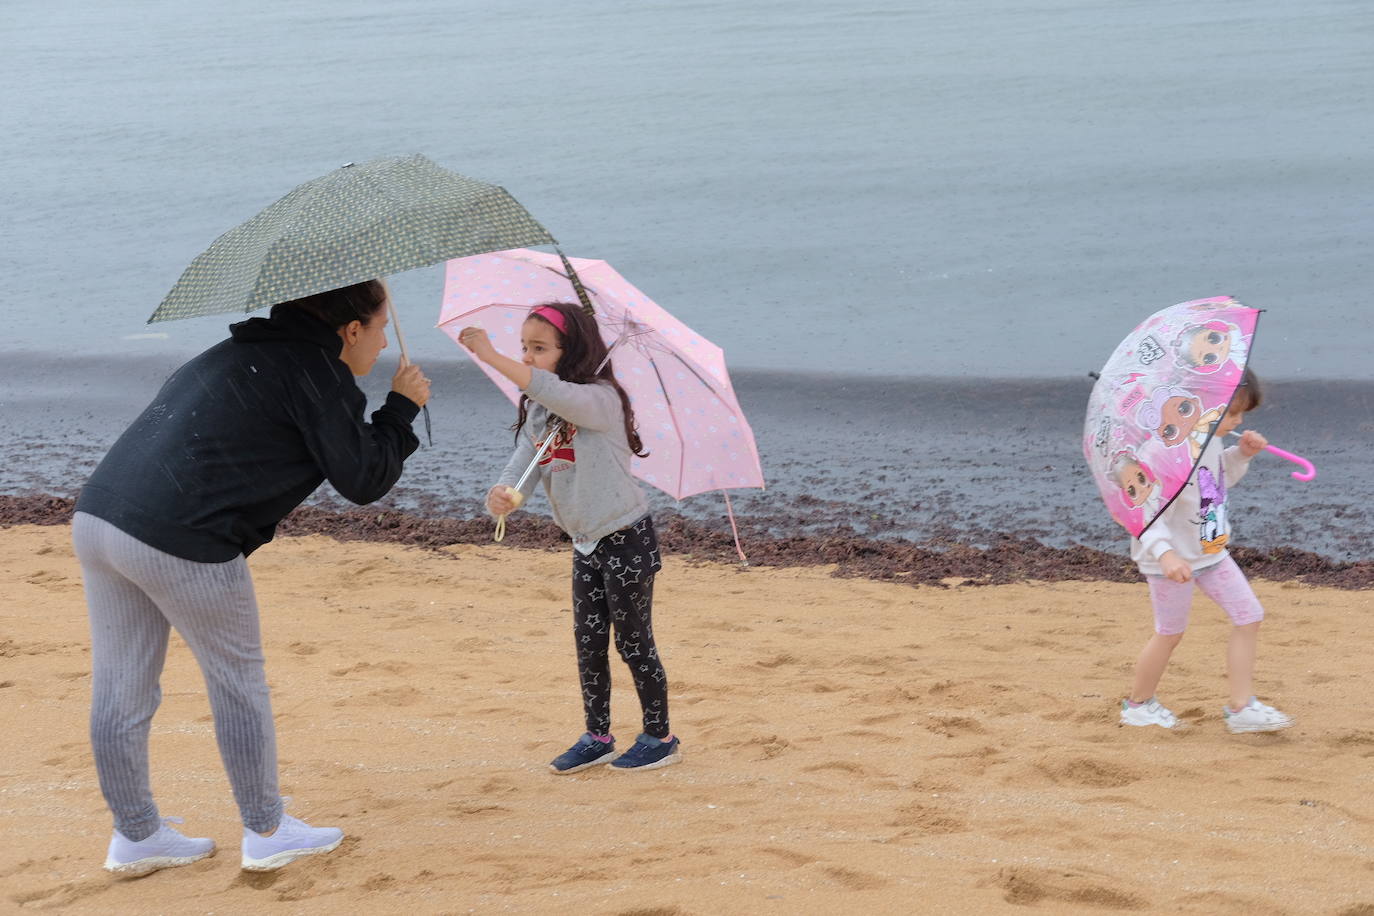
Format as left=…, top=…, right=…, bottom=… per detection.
left=273, top=279, right=387, bottom=329
left=513, top=301, right=648, bottom=457
left=1231, top=366, right=1263, bottom=413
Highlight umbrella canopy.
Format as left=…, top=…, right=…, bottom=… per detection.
left=1083, top=296, right=1261, bottom=537
left=436, top=248, right=764, bottom=500
left=149, top=154, right=555, bottom=322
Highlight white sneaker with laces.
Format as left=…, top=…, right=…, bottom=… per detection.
left=1119, top=697, right=1179, bottom=728
left=241, top=812, right=344, bottom=872
left=104, top=817, right=215, bottom=877
left=1224, top=697, right=1294, bottom=734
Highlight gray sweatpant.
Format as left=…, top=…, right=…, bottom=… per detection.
left=72, top=512, right=282, bottom=840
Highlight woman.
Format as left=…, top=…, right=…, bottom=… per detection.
left=73, top=279, right=430, bottom=876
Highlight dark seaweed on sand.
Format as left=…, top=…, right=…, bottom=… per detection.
left=5, top=495, right=1368, bottom=590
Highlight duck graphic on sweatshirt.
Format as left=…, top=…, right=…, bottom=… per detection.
left=1196, top=465, right=1229, bottom=554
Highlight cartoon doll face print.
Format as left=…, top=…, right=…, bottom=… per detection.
left=1157, top=395, right=1201, bottom=447
left=1185, top=326, right=1230, bottom=369
left=1173, top=320, right=1246, bottom=375
left=1115, top=460, right=1154, bottom=507
left=1135, top=385, right=1204, bottom=450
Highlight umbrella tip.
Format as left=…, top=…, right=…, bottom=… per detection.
left=1087, top=371, right=1101, bottom=380
left=341, top=161, right=355, bottom=168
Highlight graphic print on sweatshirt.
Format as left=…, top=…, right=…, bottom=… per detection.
left=537, top=423, right=577, bottom=470
left=1196, top=465, right=1229, bottom=554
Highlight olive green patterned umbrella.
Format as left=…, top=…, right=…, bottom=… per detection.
left=148, top=154, right=557, bottom=322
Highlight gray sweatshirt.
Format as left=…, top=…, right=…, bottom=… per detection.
left=496, top=367, right=649, bottom=553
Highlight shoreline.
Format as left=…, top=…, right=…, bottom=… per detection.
left=3, top=355, right=1369, bottom=566
left=6, top=495, right=1369, bottom=589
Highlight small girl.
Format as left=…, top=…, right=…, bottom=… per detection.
left=458, top=302, right=682, bottom=772
left=1120, top=367, right=1294, bottom=733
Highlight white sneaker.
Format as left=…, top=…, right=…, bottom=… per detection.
left=1119, top=697, right=1179, bottom=728
left=104, top=817, right=215, bottom=877
left=1224, top=697, right=1294, bottom=734
left=241, top=812, right=344, bottom=872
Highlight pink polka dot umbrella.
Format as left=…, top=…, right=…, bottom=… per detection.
left=437, top=248, right=765, bottom=555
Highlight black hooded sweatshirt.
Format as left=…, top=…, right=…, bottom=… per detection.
left=76, top=306, right=420, bottom=562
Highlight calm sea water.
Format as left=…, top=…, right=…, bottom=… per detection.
left=3, top=0, right=1372, bottom=379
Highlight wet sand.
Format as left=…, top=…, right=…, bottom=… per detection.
left=2, top=353, right=1371, bottom=564
left=2, top=522, right=1372, bottom=914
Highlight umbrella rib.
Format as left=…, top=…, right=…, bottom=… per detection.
left=1144, top=309, right=1264, bottom=534
left=646, top=356, right=690, bottom=498
left=662, top=348, right=731, bottom=402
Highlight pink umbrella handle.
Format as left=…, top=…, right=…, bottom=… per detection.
left=1264, top=444, right=1316, bottom=481
left=1225, top=431, right=1315, bottom=480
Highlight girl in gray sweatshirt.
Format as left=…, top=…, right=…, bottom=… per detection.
left=459, top=302, right=682, bottom=773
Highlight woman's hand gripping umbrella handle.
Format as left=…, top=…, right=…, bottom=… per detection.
left=388, top=300, right=432, bottom=445
left=493, top=421, right=564, bottom=541
left=1226, top=431, right=1317, bottom=481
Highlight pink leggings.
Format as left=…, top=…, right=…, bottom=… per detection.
left=1147, top=554, right=1265, bottom=635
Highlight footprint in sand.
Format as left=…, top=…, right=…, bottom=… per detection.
left=723, top=734, right=792, bottom=760
left=1031, top=755, right=1142, bottom=789
left=888, top=801, right=966, bottom=835
left=446, top=800, right=510, bottom=816
left=813, top=863, right=888, bottom=891
left=981, top=865, right=1145, bottom=910
left=923, top=715, right=987, bottom=738
left=842, top=727, right=902, bottom=744
left=1326, top=730, right=1374, bottom=756
left=9, top=876, right=117, bottom=909
left=802, top=760, right=872, bottom=777
left=367, top=686, right=423, bottom=706
left=757, top=846, right=816, bottom=868
left=931, top=744, right=1005, bottom=777
left=329, top=660, right=412, bottom=677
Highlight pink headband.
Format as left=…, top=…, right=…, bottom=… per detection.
left=531, top=305, right=568, bottom=336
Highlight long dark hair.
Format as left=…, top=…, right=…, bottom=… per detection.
left=513, top=301, right=647, bottom=457
left=272, top=280, right=387, bottom=330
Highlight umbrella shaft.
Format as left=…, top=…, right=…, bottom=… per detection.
left=513, top=421, right=563, bottom=492
left=388, top=300, right=411, bottom=363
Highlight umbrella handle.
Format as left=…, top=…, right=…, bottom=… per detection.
left=1265, top=444, right=1316, bottom=481
left=492, top=487, right=526, bottom=542
left=387, top=299, right=433, bottom=446
left=1225, top=432, right=1316, bottom=481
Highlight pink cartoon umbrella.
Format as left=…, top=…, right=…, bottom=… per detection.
left=436, top=248, right=765, bottom=557
left=1084, top=296, right=1315, bottom=537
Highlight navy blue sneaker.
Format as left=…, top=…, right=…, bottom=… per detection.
left=610, top=734, right=681, bottom=770
left=549, top=733, right=618, bottom=774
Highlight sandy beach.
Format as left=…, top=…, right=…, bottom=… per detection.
left=3, top=519, right=1372, bottom=914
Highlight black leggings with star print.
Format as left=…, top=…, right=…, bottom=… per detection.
left=570, top=515, right=669, bottom=740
